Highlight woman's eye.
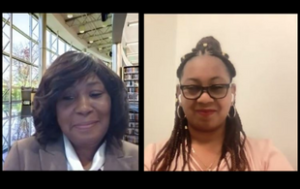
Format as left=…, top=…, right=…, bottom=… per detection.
left=90, top=93, right=102, bottom=97
left=62, top=96, right=74, bottom=100
left=211, top=85, right=225, bottom=90
left=212, top=86, right=222, bottom=89
left=186, top=86, right=200, bottom=91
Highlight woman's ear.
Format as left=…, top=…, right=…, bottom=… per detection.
left=176, top=84, right=182, bottom=105
left=176, top=84, right=181, bottom=97
left=231, top=83, right=236, bottom=97
left=230, top=83, right=236, bottom=105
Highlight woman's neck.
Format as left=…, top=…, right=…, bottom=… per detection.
left=188, top=122, right=225, bottom=153
left=72, top=142, right=101, bottom=169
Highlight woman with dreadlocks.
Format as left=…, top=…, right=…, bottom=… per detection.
left=144, top=36, right=293, bottom=171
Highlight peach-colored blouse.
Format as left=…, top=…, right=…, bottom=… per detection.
left=144, top=137, right=294, bottom=171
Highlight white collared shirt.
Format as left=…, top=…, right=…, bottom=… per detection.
left=63, top=135, right=106, bottom=171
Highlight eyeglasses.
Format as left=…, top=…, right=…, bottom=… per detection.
left=180, top=84, right=231, bottom=100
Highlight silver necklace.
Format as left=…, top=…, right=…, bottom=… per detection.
left=191, top=147, right=218, bottom=171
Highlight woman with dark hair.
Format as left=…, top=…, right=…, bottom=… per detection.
left=4, top=51, right=138, bottom=170
left=144, top=36, right=293, bottom=171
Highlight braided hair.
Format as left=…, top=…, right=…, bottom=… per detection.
left=151, top=36, right=250, bottom=171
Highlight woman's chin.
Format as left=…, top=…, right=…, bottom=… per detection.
left=190, top=122, right=223, bottom=132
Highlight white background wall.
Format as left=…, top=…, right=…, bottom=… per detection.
left=144, top=14, right=297, bottom=170
left=144, top=15, right=178, bottom=148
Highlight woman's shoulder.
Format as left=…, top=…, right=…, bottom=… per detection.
left=144, top=139, right=169, bottom=171
left=145, top=139, right=169, bottom=154
left=121, top=140, right=138, bottom=156
left=3, top=136, right=41, bottom=170
left=245, top=137, right=272, bottom=150
left=244, top=137, right=282, bottom=155
left=244, top=136, right=294, bottom=170
left=11, top=136, right=41, bottom=152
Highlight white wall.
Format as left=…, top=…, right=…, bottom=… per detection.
left=144, top=15, right=178, bottom=148
left=144, top=14, right=297, bottom=170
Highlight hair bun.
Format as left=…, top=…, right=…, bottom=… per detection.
left=196, top=36, right=222, bottom=54
left=223, top=52, right=229, bottom=59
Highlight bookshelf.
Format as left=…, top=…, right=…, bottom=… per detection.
left=122, top=66, right=139, bottom=145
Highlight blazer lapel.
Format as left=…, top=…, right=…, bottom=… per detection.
left=39, top=135, right=68, bottom=170
left=103, top=138, right=135, bottom=171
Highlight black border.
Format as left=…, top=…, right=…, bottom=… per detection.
left=138, top=13, right=144, bottom=172
left=1, top=13, right=299, bottom=183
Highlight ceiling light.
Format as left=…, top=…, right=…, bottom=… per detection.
left=89, top=37, right=93, bottom=43
left=79, top=26, right=85, bottom=33
left=67, top=14, right=73, bottom=18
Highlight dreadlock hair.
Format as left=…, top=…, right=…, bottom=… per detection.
left=151, top=36, right=250, bottom=171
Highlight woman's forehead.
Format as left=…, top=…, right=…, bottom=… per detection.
left=72, top=73, right=103, bottom=86
left=181, top=55, right=230, bottom=83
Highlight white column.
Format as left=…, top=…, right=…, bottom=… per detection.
left=112, top=43, right=122, bottom=76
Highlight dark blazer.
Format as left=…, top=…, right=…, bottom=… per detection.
left=3, top=135, right=139, bottom=170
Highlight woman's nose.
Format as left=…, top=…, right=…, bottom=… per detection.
left=75, top=96, right=93, bottom=115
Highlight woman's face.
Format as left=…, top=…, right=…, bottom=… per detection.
left=56, top=73, right=111, bottom=146
left=178, top=55, right=235, bottom=132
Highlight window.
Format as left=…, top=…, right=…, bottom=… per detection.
left=46, top=30, right=51, bottom=49
left=58, top=39, right=65, bottom=55
left=3, top=13, right=10, bottom=20
left=11, top=88, right=21, bottom=101
left=12, top=60, right=30, bottom=87
left=13, top=13, right=30, bottom=36
left=31, top=67, right=39, bottom=88
left=31, top=17, right=39, bottom=41
left=2, top=20, right=11, bottom=53
left=46, top=50, right=51, bottom=67
left=12, top=29, right=30, bottom=62
left=51, top=33, right=58, bottom=53
left=32, top=44, right=39, bottom=66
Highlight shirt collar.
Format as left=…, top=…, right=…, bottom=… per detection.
left=63, top=135, right=106, bottom=170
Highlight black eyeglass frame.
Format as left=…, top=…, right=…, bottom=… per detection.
left=179, top=83, right=232, bottom=100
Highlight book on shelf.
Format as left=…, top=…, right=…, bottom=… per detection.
left=122, top=66, right=139, bottom=145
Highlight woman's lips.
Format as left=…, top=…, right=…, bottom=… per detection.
left=73, top=121, right=99, bottom=129
left=196, top=110, right=216, bottom=117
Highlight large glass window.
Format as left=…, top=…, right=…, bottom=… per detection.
left=13, top=14, right=30, bottom=37
left=46, top=50, right=51, bottom=68
left=3, top=13, right=38, bottom=105
left=2, top=21, right=10, bottom=53
left=51, top=33, right=58, bottom=53
left=3, top=13, right=10, bottom=20
left=12, top=60, right=31, bottom=87
left=12, top=29, right=31, bottom=62
left=31, top=17, right=39, bottom=41
left=66, top=44, right=71, bottom=52
left=11, top=88, right=21, bottom=101
left=31, top=67, right=39, bottom=88
left=46, top=30, right=51, bottom=49
left=58, top=39, right=65, bottom=55
left=32, top=44, right=39, bottom=66
left=51, top=54, right=58, bottom=62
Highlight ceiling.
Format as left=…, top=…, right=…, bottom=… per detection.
left=60, top=13, right=113, bottom=58
left=122, top=13, right=138, bottom=64
left=49, top=13, right=138, bottom=65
